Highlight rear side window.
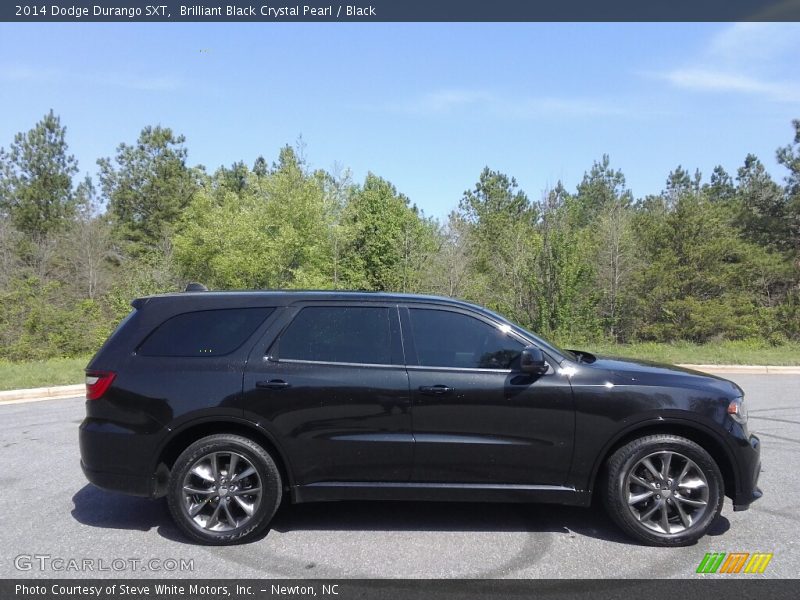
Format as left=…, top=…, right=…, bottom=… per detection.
left=278, top=306, right=392, bottom=365
left=138, top=308, right=274, bottom=357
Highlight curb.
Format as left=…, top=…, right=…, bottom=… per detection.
left=0, top=364, right=799, bottom=406
left=678, top=364, right=800, bottom=374
left=0, top=384, right=84, bottom=405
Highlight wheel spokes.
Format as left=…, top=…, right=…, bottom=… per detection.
left=213, top=453, right=222, bottom=481
left=677, top=460, right=691, bottom=484
left=660, top=452, right=673, bottom=480
left=191, top=464, right=215, bottom=482
left=183, top=450, right=263, bottom=532
left=673, top=497, right=692, bottom=528
left=188, top=496, right=211, bottom=517
left=639, top=500, right=662, bottom=522
left=678, top=477, right=707, bottom=490
left=626, top=450, right=710, bottom=537
left=231, top=486, right=261, bottom=496
left=205, top=502, right=222, bottom=530
left=233, top=495, right=256, bottom=516
left=228, top=453, right=239, bottom=479
left=232, top=466, right=256, bottom=482
left=659, top=504, right=671, bottom=534
left=641, top=457, right=661, bottom=480
left=675, top=494, right=707, bottom=508
left=184, top=485, right=215, bottom=495
left=630, top=474, right=654, bottom=489
left=629, top=490, right=654, bottom=505
left=221, top=499, right=238, bottom=527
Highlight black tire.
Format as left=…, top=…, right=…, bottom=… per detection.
left=167, top=434, right=282, bottom=545
left=603, top=434, right=724, bottom=547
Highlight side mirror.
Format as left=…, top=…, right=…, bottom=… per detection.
left=520, top=345, right=549, bottom=375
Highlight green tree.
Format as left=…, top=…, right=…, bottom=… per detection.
left=534, top=183, right=600, bottom=342
left=340, top=173, right=437, bottom=292
left=575, top=154, right=631, bottom=225
left=705, top=166, right=736, bottom=204
left=631, top=180, right=787, bottom=342
left=776, top=119, right=800, bottom=253
left=174, top=146, right=334, bottom=289
left=735, top=154, right=788, bottom=251
left=0, top=110, right=78, bottom=237
left=574, top=157, right=637, bottom=340
left=98, top=126, right=197, bottom=252
left=456, top=168, right=540, bottom=326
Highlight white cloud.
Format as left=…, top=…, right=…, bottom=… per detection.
left=0, top=65, right=60, bottom=83
left=401, top=89, right=495, bottom=114
left=102, top=74, right=181, bottom=92
left=0, top=64, right=181, bottom=91
left=660, top=67, right=800, bottom=103
left=388, top=88, right=627, bottom=119
left=708, top=23, right=800, bottom=64
left=655, top=23, right=800, bottom=103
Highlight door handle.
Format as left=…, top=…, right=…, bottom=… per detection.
left=256, top=379, right=290, bottom=390
left=418, top=385, right=454, bottom=396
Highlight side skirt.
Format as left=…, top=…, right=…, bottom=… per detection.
left=292, top=481, right=591, bottom=506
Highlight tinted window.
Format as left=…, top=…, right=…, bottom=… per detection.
left=138, top=308, right=273, bottom=357
left=279, top=306, right=392, bottom=365
left=409, top=309, right=524, bottom=369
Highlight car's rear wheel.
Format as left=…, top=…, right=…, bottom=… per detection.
left=167, top=434, right=282, bottom=545
left=604, top=434, right=724, bottom=546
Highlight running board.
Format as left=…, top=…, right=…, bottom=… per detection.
left=292, top=481, right=589, bottom=505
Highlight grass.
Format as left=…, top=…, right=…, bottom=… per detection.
left=1, top=341, right=799, bottom=391
left=583, top=341, right=800, bottom=366
left=0, top=355, right=90, bottom=391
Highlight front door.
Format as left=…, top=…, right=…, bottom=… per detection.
left=402, top=306, right=574, bottom=486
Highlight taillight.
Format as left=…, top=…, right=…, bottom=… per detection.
left=85, top=371, right=116, bottom=400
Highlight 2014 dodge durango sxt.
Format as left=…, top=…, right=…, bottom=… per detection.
left=79, top=288, right=761, bottom=546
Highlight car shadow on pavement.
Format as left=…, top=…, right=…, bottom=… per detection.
left=269, top=500, right=629, bottom=545
left=72, top=485, right=730, bottom=546
left=71, top=484, right=179, bottom=536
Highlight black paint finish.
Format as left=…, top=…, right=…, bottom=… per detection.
left=79, top=291, right=761, bottom=512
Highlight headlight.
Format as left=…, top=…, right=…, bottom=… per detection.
left=727, top=397, right=748, bottom=424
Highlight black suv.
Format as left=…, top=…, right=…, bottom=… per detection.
left=79, top=289, right=761, bottom=546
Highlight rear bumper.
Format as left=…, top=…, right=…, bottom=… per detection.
left=79, top=417, right=166, bottom=498
left=80, top=461, right=155, bottom=497
left=732, top=434, right=761, bottom=511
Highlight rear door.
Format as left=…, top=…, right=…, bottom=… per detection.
left=401, top=305, right=575, bottom=486
left=243, top=302, right=413, bottom=485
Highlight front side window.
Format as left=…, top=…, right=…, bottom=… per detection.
left=278, top=306, right=393, bottom=365
left=138, top=307, right=274, bottom=357
left=409, top=308, right=524, bottom=369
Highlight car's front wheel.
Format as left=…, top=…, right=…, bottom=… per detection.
left=604, top=434, right=724, bottom=546
left=167, top=434, right=282, bottom=545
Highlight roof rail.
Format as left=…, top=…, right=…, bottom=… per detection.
left=184, top=282, right=209, bottom=292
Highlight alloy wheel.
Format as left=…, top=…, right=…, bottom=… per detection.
left=625, top=450, right=709, bottom=535
left=181, top=451, right=263, bottom=532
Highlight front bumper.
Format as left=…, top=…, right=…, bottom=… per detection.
left=732, top=434, right=761, bottom=511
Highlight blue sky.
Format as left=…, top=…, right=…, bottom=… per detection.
left=1, top=23, right=798, bottom=220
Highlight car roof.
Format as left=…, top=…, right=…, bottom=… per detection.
left=134, top=289, right=488, bottom=311
left=130, top=289, right=568, bottom=362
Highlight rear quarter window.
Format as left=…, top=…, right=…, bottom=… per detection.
left=138, top=307, right=274, bottom=357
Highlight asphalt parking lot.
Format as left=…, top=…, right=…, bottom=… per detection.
left=1, top=373, right=797, bottom=579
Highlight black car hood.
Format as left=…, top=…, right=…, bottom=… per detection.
left=579, top=354, right=744, bottom=397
